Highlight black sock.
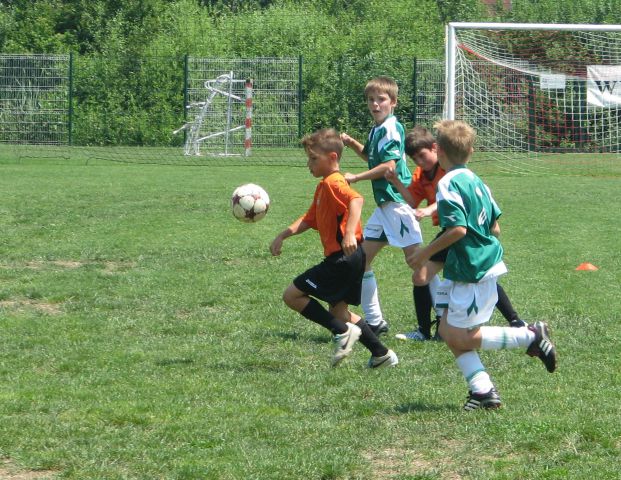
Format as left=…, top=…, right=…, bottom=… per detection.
left=413, top=285, right=433, bottom=338
left=496, top=284, right=519, bottom=324
left=299, top=298, right=348, bottom=335
left=356, top=319, right=388, bottom=357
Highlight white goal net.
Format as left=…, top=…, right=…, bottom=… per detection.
left=446, top=23, right=621, bottom=174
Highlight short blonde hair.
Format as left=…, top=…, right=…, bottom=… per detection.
left=433, top=120, right=476, bottom=164
left=301, top=128, right=344, bottom=159
left=364, top=76, right=399, bottom=103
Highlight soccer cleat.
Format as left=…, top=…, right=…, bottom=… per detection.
left=395, top=329, right=429, bottom=341
left=463, top=388, right=502, bottom=411
left=526, top=321, right=557, bottom=373
left=369, top=320, right=389, bottom=336
left=509, top=318, right=528, bottom=328
left=331, top=323, right=361, bottom=367
left=367, top=349, right=399, bottom=369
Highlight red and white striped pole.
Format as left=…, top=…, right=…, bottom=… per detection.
left=244, top=78, right=253, bottom=157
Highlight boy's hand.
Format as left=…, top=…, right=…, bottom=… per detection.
left=411, top=248, right=430, bottom=271
left=414, top=205, right=433, bottom=221
left=341, top=232, right=357, bottom=256
left=384, top=167, right=396, bottom=183
left=270, top=236, right=284, bottom=256
left=343, top=172, right=357, bottom=184
left=340, top=133, right=354, bottom=146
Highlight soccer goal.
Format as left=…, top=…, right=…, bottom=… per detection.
left=174, top=72, right=252, bottom=157
left=445, top=22, right=621, bottom=174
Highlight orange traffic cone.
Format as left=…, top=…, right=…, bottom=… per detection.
left=575, top=262, right=598, bottom=271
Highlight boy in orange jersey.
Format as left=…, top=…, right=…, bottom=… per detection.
left=270, top=128, right=398, bottom=368
left=386, top=126, right=526, bottom=342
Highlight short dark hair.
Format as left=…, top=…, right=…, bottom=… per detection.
left=405, top=126, right=436, bottom=157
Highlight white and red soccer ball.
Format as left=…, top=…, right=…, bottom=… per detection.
left=230, top=183, right=270, bottom=223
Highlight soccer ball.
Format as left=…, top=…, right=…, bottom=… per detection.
left=231, top=183, right=270, bottom=223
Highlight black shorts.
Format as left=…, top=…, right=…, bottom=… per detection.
left=429, top=229, right=449, bottom=263
left=293, top=245, right=366, bottom=306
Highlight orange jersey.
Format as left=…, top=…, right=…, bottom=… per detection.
left=407, top=165, right=446, bottom=226
left=302, top=172, right=363, bottom=256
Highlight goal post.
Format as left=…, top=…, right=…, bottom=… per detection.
left=445, top=22, right=621, bottom=173
left=174, top=72, right=253, bottom=157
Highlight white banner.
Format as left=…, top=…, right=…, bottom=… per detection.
left=540, top=74, right=566, bottom=90
left=587, top=65, right=621, bottom=108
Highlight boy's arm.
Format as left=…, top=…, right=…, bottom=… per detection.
left=416, top=202, right=437, bottom=221
left=341, top=197, right=363, bottom=256
left=491, top=220, right=500, bottom=237
left=340, top=133, right=367, bottom=161
left=385, top=167, right=415, bottom=206
left=411, top=226, right=466, bottom=270
left=345, top=159, right=396, bottom=184
left=270, top=216, right=311, bottom=256
left=386, top=168, right=436, bottom=221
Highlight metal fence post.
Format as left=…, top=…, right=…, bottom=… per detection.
left=68, top=52, right=74, bottom=146
left=412, top=56, right=417, bottom=126
left=298, top=55, right=303, bottom=139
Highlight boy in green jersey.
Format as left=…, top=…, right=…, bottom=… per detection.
left=341, top=76, right=423, bottom=336
left=412, top=120, right=557, bottom=411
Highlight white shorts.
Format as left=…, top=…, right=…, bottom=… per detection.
left=436, top=277, right=499, bottom=329
left=363, top=202, right=422, bottom=248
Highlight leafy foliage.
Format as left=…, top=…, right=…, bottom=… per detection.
left=2, top=0, right=621, bottom=144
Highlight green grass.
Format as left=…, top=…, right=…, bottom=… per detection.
left=0, top=161, right=620, bottom=479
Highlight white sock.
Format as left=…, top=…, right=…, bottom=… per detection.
left=361, top=270, right=383, bottom=326
left=480, top=326, right=535, bottom=350
left=456, top=351, right=494, bottom=394
left=428, top=274, right=441, bottom=316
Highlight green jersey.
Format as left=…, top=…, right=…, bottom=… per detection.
left=436, top=166, right=504, bottom=283
left=363, top=114, right=411, bottom=206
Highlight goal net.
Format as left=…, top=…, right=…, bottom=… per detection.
left=446, top=23, right=621, bottom=174
left=174, top=72, right=252, bottom=157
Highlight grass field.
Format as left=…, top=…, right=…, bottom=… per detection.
left=0, top=158, right=620, bottom=479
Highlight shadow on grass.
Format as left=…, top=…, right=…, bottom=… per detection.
left=272, top=331, right=329, bottom=344
left=393, top=402, right=455, bottom=413
left=154, top=357, right=195, bottom=367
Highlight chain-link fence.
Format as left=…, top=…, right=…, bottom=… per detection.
left=0, top=53, right=446, bottom=165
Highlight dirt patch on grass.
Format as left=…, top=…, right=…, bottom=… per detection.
left=364, top=443, right=467, bottom=480
left=364, top=446, right=447, bottom=479
left=0, top=299, right=62, bottom=316
left=101, top=260, right=137, bottom=274
left=1, top=259, right=137, bottom=274
left=22, top=260, right=83, bottom=270
left=0, top=459, right=58, bottom=479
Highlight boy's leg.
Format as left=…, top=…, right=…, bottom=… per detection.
left=402, top=242, right=421, bottom=271
left=480, top=323, right=557, bottom=372
left=438, top=313, right=500, bottom=410
left=284, top=284, right=348, bottom=334
left=438, top=286, right=557, bottom=373
left=439, top=279, right=503, bottom=410
left=398, top=260, right=444, bottom=341
left=329, top=302, right=369, bottom=367
left=495, top=284, right=527, bottom=327
left=334, top=307, right=397, bottom=367
left=360, top=240, right=387, bottom=331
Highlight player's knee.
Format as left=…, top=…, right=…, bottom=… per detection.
left=412, top=270, right=429, bottom=286
left=282, top=286, right=298, bottom=309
